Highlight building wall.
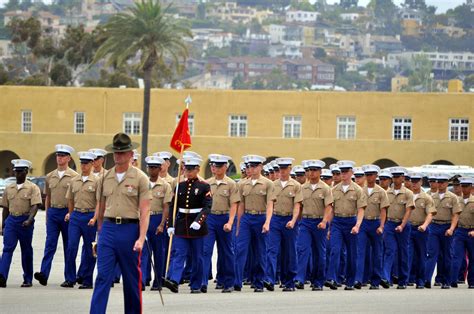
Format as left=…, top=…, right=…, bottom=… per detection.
left=0, top=86, right=472, bottom=177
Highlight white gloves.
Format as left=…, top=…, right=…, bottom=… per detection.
left=167, top=227, right=175, bottom=237
left=190, top=222, right=201, bottom=230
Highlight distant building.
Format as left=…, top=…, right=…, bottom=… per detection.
left=208, top=2, right=273, bottom=24
left=186, top=72, right=234, bottom=90
left=285, top=10, right=319, bottom=23
left=340, top=13, right=359, bottom=21
left=400, top=8, right=423, bottom=37
left=391, top=75, right=409, bottom=92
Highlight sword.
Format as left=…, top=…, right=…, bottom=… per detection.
left=145, top=237, right=165, bottom=306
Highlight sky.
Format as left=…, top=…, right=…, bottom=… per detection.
left=0, top=0, right=466, bottom=13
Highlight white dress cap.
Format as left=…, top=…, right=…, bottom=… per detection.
left=306, top=159, right=326, bottom=169
left=379, top=169, right=393, bottom=178
left=409, top=172, right=423, bottom=180
left=183, top=151, right=202, bottom=160
left=145, top=156, right=165, bottom=165
left=293, top=165, right=305, bottom=174
left=337, top=160, right=356, bottom=169
left=436, top=174, right=450, bottom=181
left=321, top=169, right=333, bottom=178
left=209, top=154, right=231, bottom=163
left=55, top=144, right=74, bottom=155
left=153, top=151, right=173, bottom=160
left=275, top=157, right=295, bottom=167
left=11, top=159, right=32, bottom=169
left=330, top=164, right=341, bottom=173
left=459, top=177, right=474, bottom=185
left=183, top=157, right=202, bottom=167
left=362, top=164, right=380, bottom=174
left=89, top=148, right=107, bottom=157
left=246, top=155, right=266, bottom=164
left=390, top=167, right=408, bottom=176
left=240, top=162, right=246, bottom=171
left=78, top=151, right=96, bottom=161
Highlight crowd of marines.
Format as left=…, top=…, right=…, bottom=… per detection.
left=0, top=132, right=473, bottom=313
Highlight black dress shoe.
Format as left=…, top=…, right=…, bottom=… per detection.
left=250, top=284, right=255, bottom=289
left=222, top=287, right=233, bottom=293
left=215, top=284, right=224, bottom=290
left=326, top=280, right=338, bottom=290
left=111, top=283, right=114, bottom=288
left=416, top=285, right=424, bottom=289
left=141, top=285, right=145, bottom=291
left=279, top=284, right=285, bottom=289
left=380, top=279, right=390, bottom=289
left=60, top=281, right=75, bottom=288
left=78, top=285, right=93, bottom=289
left=263, top=281, right=274, bottom=291
left=434, top=282, right=441, bottom=286
left=295, top=281, right=304, bottom=290
left=468, top=285, right=474, bottom=289
left=369, top=285, right=379, bottom=290
left=424, top=282, right=431, bottom=289
left=150, top=285, right=162, bottom=291
left=0, top=275, right=6, bottom=288
left=407, top=282, right=414, bottom=286
left=457, top=280, right=465, bottom=284
left=243, top=280, right=251, bottom=286
left=282, top=287, right=295, bottom=292
left=162, top=278, right=179, bottom=293
left=145, top=280, right=150, bottom=287
left=254, top=288, right=264, bottom=292
left=76, top=277, right=83, bottom=285
left=361, top=283, right=368, bottom=287
left=114, top=278, right=120, bottom=284
left=233, top=285, right=241, bottom=291
left=201, top=286, right=207, bottom=293
left=391, top=276, right=399, bottom=285
left=21, top=282, right=32, bottom=288
left=344, top=286, right=354, bottom=290
left=182, top=279, right=190, bottom=284
left=34, top=272, right=48, bottom=286
left=190, top=289, right=201, bottom=294
left=397, top=285, right=407, bottom=289
left=312, top=286, right=323, bottom=291
left=354, top=282, right=362, bottom=289
left=451, top=283, right=458, bottom=288
left=441, top=284, right=450, bottom=289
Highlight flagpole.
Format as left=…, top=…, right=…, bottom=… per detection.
left=165, top=95, right=191, bottom=278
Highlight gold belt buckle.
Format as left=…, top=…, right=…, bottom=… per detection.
left=116, top=217, right=122, bottom=224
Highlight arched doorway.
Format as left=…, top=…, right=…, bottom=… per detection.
left=0, top=150, right=20, bottom=178
left=104, top=153, right=115, bottom=170
left=266, top=156, right=279, bottom=164
left=227, top=160, right=237, bottom=178
left=431, top=160, right=454, bottom=166
left=321, top=157, right=338, bottom=169
left=169, top=156, right=179, bottom=177
left=204, top=159, right=212, bottom=179
left=373, top=159, right=398, bottom=169
left=43, top=153, right=77, bottom=174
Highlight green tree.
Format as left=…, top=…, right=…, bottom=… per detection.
left=313, top=47, right=327, bottom=59
left=340, top=0, right=358, bottom=9
left=92, top=0, right=192, bottom=168
left=372, top=0, right=400, bottom=35
left=404, top=54, right=433, bottom=91
left=403, top=0, right=427, bottom=10
left=197, top=3, right=206, bottom=20
left=0, top=64, right=9, bottom=85
left=449, top=4, right=474, bottom=29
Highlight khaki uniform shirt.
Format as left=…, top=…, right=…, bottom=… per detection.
left=150, top=178, right=172, bottom=213
left=207, top=176, right=240, bottom=213
left=93, top=168, right=107, bottom=178
left=272, top=179, right=303, bottom=215
left=332, top=181, right=367, bottom=216
left=457, top=195, right=474, bottom=228
left=432, top=191, right=461, bottom=221
left=2, top=180, right=42, bottom=215
left=301, top=180, right=333, bottom=217
left=387, top=186, right=415, bottom=220
left=66, top=174, right=99, bottom=209
left=240, top=176, right=274, bottom=212
left=45, top=167, right=78, bottom=208
left=409, top=191, right=436, bottom=225
left=364, top=184, right=390, bottom=219
left=160, top=173, right=174, bottom=186
left=98, top=166, right=151, bottom=219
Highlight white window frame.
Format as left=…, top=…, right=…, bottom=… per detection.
left=282, top=115, right=302, bottom=139
left=21, top=110, right=32, bottom=133
left=337, top=116, right=356, bottom=140
left=176, top=113, right=195, bottom=136
left=123, top=112, right=141, bottom=135
left=228, top=114, right=247, bottom=137
left=392, top=117, right=412, bottom=141
left=74, top=111, right=85, bottom=134
left=449, top=118, right=469, bottom=141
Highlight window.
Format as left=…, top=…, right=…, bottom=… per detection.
left=229, top=115, right=247, bottom=137
left=283, top=115, right=301, bottom=138
left=176, top=113, right=194, bottom=136
left=393, top=117, right=412, bottom=140
left=123, top=112, right=141, bottom=135
left=337, top=116, right=356, bottom=139
left=21, top=110, right=32, bottom=133
left=74, top=112, right=85, bottom=134
left=450, top=118, right=469, bottom=141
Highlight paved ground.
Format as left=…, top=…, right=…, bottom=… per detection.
left=1, top=210, right=473, bottom=313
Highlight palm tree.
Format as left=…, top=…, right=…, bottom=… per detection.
left=92, top=0, right=192, bottom=169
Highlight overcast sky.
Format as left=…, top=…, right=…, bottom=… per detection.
left=0, top=0, right=466, bottom=13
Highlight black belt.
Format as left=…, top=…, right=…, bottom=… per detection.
left=432, top=219, right=451, bottom=225
left=302, top=214, right=323, bottom=219
left=334, top=213, right=356, bottom=218
left=388, top=218, right=402, bottom=223
left=274, top=212, right=293, bottom=217
left=458, top=224, right=474, bottom=229
left=410, top=222, right=423, bottom=227
left=104, top=217, right=139, bottom=224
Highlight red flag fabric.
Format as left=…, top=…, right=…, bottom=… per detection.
left=170, top=108, right=192, bottom=153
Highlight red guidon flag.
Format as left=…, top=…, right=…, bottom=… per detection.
left=170, top=108, right=192, bottom=153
